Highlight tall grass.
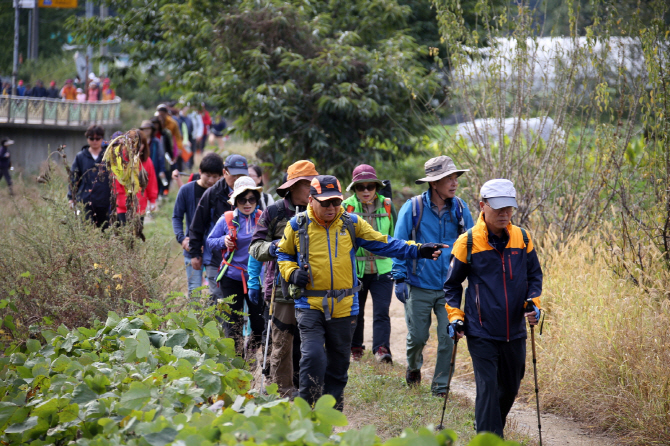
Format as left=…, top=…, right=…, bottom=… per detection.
left=531, top=228, right=670, bottom=445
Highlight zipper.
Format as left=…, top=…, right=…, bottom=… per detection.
left=488, top=235, right=510, bottom=342
left=475, top=284, right=482, bottom=326
left=508, top=255, right=513, bottom=280
left=335, top=231, right=339, bottom=258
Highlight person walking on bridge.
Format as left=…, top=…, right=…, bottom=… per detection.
left=392, top=155, right=474, bottom=396
left=278, top=175, right=445, bottom=410
left=443, top=179, right=543, bottom=438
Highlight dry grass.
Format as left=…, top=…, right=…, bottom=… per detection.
left=525, top=229, right=670, bottom=445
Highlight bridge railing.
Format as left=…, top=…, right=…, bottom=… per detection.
left=0, top=96, right=122, bottom=127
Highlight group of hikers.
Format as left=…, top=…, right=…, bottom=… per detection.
left=65, top=113, right=544, bottom=439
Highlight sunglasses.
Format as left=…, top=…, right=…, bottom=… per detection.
left=355, top=184, right=377, bottom=192
left=88, top=137, right=103, bottom=141
left=237, top=197, right=257, bottom=205
left=315, top=198, right=342, bottom=208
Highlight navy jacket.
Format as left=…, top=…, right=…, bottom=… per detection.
left=67, top=145, right=111, bottom=209
left=0, top=144, right=10, bottom=169
left=172, top=181, right=209, bottom=260
left=188, top=178, right=233, bottom=267
left=443, top=214, right=543, bottom=342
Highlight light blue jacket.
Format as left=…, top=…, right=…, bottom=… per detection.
left=392, top=189, right=474, bottom=290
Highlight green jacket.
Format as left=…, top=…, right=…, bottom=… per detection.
left=343, top=193, right=397, bottom=277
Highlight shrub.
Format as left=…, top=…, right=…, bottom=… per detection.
left=0, top=308, right=517, bottom=446
left=0, top=166, right=175, bottom=341
left=530, top=228, right=670, bottom=445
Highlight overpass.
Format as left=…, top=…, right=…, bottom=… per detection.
left=0, top=96, right=122, bottom=170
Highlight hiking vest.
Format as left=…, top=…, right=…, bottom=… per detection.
left=344, top=194, right=394, bottom=277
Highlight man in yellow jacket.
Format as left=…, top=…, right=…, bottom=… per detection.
left=278, top=175, right=444, bottom=410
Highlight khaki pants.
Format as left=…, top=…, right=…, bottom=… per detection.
left=270, top=301, right=298, bottom=396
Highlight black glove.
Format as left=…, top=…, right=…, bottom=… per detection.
left=290, top=268, right=310, bottom=288
left=419, top=243, right=442, bottom=259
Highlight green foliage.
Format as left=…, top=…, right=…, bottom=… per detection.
left=69, top=0, right=443, bottom=178
left=0, top=308, right=515, bottom=446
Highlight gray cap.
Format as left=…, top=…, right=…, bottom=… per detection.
left=480, top=179, right=518, bottom=209
left=415, top=155, right=469, bottom=184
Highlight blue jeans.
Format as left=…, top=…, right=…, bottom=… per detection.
left=184, top=257, right=204, bottom=298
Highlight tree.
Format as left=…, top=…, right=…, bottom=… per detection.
left=70, top=0, right=443, bottom=178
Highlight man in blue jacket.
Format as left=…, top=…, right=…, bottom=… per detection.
left=392, top=155, right=474, bottom=396
left=443, top=179, right=542, bottom=438
left=172, top=153, right=223, bottom=298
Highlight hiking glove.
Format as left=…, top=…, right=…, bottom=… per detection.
left=248, top=288, right=261, bottom=305
left=268, top=242, right=278, bottom=258
left=524, top=297, right=541, bottom=324
left=395, top=280, right=408, bottom=304
left=419, top=243, right=442, bottom=259
left=448, top=320, right=464, bottom=339
left=290, top=269, right=310, bottom=288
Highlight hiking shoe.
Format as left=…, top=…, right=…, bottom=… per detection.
left=406, top=368, right=421, bottom=387
left=433, top=392, right=447, bottom=398
left=351, top=346, right=364, bottom=361
left=374, top=346, right=393, bottom=364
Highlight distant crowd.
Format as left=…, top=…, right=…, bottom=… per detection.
left=1, top=76, right=115, bottom=102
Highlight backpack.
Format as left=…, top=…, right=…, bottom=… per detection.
left=409, top=194, right=467, bottom=274
left=466, top=227, right=529, bottom=264
left=291, top=210, right=361, bottom=321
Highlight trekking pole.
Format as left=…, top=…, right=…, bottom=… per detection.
left=530, top=324, right=543, bottom=446
left=260, top=269, right=277, bottom=394
left=436, top=336, right=459, bottom=431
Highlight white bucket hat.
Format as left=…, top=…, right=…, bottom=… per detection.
left=227, top=176, right=263, bottom=206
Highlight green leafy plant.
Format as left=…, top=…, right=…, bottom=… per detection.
left=0, top=308, right=517, bottom=446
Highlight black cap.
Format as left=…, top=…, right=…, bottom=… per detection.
left=224, top=154, right=249, bottom=176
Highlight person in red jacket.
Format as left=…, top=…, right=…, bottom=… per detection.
left=114, top=133, right=158, bottom=224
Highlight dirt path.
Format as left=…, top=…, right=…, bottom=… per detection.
left=361, top=296, right=615, bottom=446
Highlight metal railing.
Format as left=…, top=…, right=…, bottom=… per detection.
left=0, top=96, right=122, bottom=127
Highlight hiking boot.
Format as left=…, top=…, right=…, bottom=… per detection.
left=374, top=346, right=393, bottom=364
left=405, top=368, right=421, bottom=387
left=351, top=346, right=364, bottom=361
left=433, top=392, right=447, bottom=398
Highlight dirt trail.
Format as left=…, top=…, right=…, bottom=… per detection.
left=361, top=296, right=615, bottom=446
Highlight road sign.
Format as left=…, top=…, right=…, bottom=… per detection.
left=19, top=0, right=36, bottom=8
left=39, top=0, right=78, bottom=7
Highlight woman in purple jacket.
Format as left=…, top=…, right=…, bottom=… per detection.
left=207, top=176, right=265, bottom=356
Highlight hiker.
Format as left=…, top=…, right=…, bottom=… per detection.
left=139, top=120, right=167, bottom=191
left=113, top=132, right=158, bottom=224
left=249, top=160, right=319, bottom=397
left=248, top=164, right=275, bottom=209
left=156, top=104, right=186, bottom=168
left=60, top=79, right=77, bottom=100
left=207, top=176, right=265, bottom=356
left=172, top=153, right=223, bottom=298
left=0, top=138, right=14, bottom=196
left=68, top=125, right=111, bottom=228
left=392, top=155, right=474, bottom=396
left=443, top=179, right=543, bottom=437
left=189, top=154, right=248, bottom=305
left=150, top=116, right=173, bottom=197
left=278, top=175, right=445, bottom=410
left=343, top=164, right=397, bottom=363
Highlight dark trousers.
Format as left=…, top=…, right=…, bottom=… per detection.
left=84, top=204, right=109, bottom=229
left=218, top=275, right=265, bottom=355
left=0, top=167, right=12, bottom=187
left=296, top=308, right=356, bottom=411
left=351, top=273, right=393, bottom=353
left=468, top=335, right=526, bottom=438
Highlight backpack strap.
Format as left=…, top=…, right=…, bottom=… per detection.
left=466, top=228, right=473, bottom=265
left=410, top=196, right=424, bottom=274
left=520, top=227, right=529, bottom=247
left=346, top=204, right=355, bottom=213
left=455, top=196, right=466, bottom=235
left=340, top=211, right=357, bottom=251
left=267, top=199, right=287, bottom=240
left=296, top=212, right=314, bottom=284
left=383, top=198, right=393, bottom=224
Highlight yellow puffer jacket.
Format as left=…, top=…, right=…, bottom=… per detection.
left=278, top=205, right=420, bottom=318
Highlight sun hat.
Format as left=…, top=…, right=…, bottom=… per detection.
left=277, top=160, right=319, bottom=197
left=415, top=155, right=469, bottom=184
left=139, top=120, right=153, bottom=130
left=224, top=154, right=249, bottom=176
left=346, top=164, right=385, bottom=191
left=1, top=138, right=15, bottom=146
left=310, top=175, right=343, bottom=201
left=480, top=179, right=518, bottom=209
left=228, top=176, right=263, bottom=206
